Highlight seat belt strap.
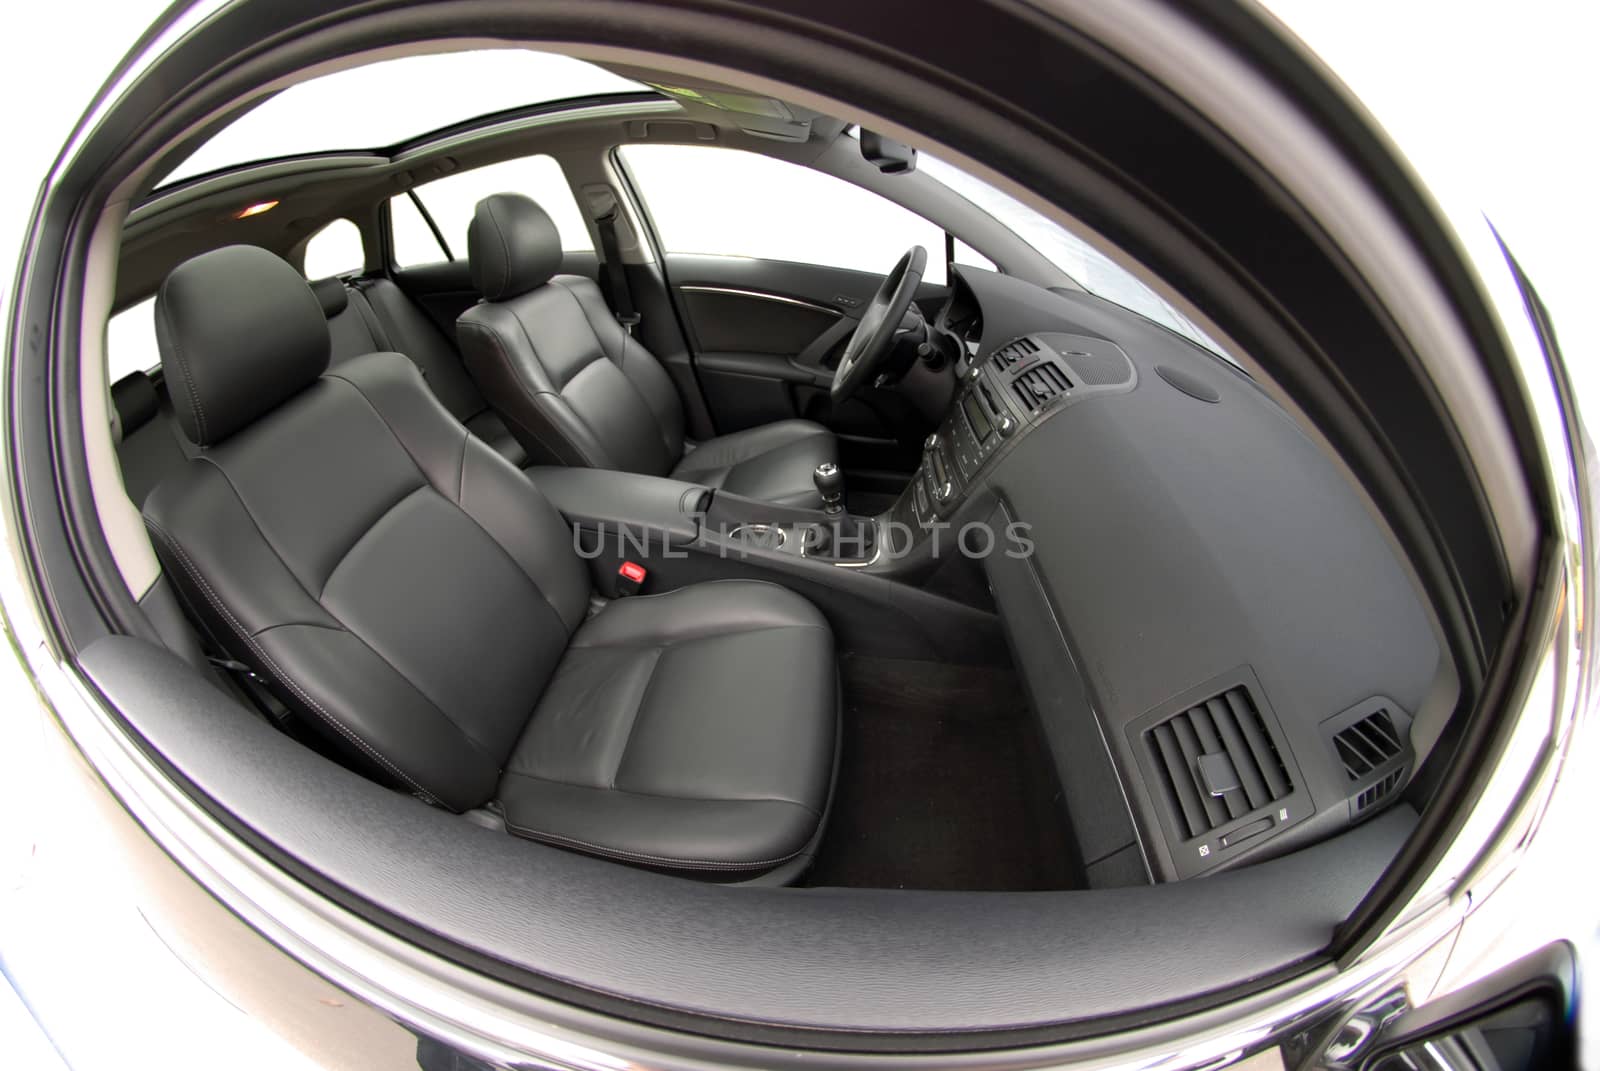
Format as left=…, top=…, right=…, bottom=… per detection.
left=592, top=202, right=642, bottom=335
left=346, top=278, right=395, bottom=351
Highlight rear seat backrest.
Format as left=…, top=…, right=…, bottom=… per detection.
left=337, top=278, right=526, bottom=464
left=113, top=275, right=527, bottom=505
left=111, top=369, right=191, bottom=507
left=312, top=277, right=380, bottom=364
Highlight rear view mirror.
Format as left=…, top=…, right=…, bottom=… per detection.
left=1360, top=943, right=1579, bottom=1070
left=859, top=130, right=917, bottom=174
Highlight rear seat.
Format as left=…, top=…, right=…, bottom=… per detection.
left=113, top=275, right=526, bottom=505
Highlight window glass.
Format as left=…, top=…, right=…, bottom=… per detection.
left=106, top=298, right=160, bottom=383
left=917, top=153, right=1230, bottom=359
left=302, top=218, right=364, bottom=278
left=163, top=50, right=645, bottom=185
left=952, top=239, right=993, bottom=272
left=618, top=145, right=993, bottom=285
left=392, top=154, right=593, bottom=267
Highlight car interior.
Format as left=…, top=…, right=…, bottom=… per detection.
left=93, top=50, right=1458, bottom=902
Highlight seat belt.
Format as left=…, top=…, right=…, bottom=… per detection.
left=588, top=188, right=642, bottom=335
left=346, top=277, right=396, bottom=351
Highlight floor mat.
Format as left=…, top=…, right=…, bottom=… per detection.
left=805, top=655, right=1084, bottom=890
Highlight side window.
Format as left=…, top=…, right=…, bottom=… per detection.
left=617, top=145, right=994, bottom=285
left=303, top=217, right=364, bottom=279
left=106, top=297, right=160, bottom=383
left=390, top=154, right=593, bottom=267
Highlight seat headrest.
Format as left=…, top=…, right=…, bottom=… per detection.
left=467, top=193, right=562, bottom=301
left=110, top=371, right=160, bottom=436
left=310, top=275, right=349, bottom=317
left=155, top=245, right=330, bottom=446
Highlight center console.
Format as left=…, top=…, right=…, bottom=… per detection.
left=888, top=331, right=1139, bottom=538
left=525, top=463, right=1006, bottom=663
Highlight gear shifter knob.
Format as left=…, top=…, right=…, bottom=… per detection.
left=813, top=462, right=845, bottom=517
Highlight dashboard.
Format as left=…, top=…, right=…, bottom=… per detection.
left=889, top=267, right=1454, bottom=885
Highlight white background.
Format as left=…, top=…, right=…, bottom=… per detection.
left=0, top=3, right=1595, bottom=1069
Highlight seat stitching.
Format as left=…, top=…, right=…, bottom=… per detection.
left=316, top=483, right=430, bottom=598
left=483, top=197, right=513, bottom=298
left=503, top=771, right=822, bottom=817
left=322, top=369, right=581, bottom=635
left=569, top=622, right=828, bottom=651
left=458, top=319, right=603, bottom=467
left=155, top=284, right=208, bottom=444
left=461, top=318, right=555, bottom=403
left=607, top=647, right=661, bottom=790
left=499, top=813, right=810, bottom=871
left=576, top=576, right=809, bottom=604
left=552, top=279, right=680, bottom=463
left=145, top=517, right=436, bottom=802
left=188, top=447, right=505, bottom=768
left=508, top=402, right=593, bottom=467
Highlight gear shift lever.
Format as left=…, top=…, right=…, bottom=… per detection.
left=813, top=462, right=845, bottom=517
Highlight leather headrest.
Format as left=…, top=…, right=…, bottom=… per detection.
left=468, top=193, right=562, bottom=300
left=310, top=275, right=349, bottom=317
left=155, top=245, right=329, bottom=446
left=110, top=371, right=160, bottom=436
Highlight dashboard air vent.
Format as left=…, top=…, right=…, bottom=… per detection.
left=990, top=336, right=1040, bottom=370
left=1012, top=362, right=1073, bottom=412
left=1354, top=767, right=1404, bottom=814
left=1144, top=686, right=1293, bottom=840
left=1333, top=709, right=1403, bottom=781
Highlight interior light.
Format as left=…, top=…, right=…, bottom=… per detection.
left=234, top=200, right=279, bottom=219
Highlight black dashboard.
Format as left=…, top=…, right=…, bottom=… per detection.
left=891, top=266, right=1452, bottom=885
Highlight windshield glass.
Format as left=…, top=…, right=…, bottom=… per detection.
left=918, top=153, right=1231, bottom=360
left=161, top=50, right=646, bottom=185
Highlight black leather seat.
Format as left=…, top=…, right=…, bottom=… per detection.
left=455, top=193, right=837, bottom=508
left=113, top=272, right=527, bottom=509
left=142, top=245, right=838, bottom=880
left=314, top=274, right=527, bottom=465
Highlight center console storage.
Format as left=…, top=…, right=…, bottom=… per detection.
left=703, top=491, right=879, bottom=565
left=525, top=465, right=1003, bottom=663
left=526, top=467, right=710, bottom=548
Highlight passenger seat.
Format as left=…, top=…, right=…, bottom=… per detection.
left=142, top=245, right=839, bottom=881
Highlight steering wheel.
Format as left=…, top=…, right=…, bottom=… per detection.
left=830, top=245, right=927, bottom=404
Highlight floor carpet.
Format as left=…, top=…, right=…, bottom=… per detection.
left=805, top=654, right=1084, bottom=890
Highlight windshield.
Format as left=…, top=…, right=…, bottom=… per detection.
left=161, top=50, right=646, bottom=185
left=918, top=154, right=1231, bottom=360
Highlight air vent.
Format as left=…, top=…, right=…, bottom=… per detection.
left=1354, top=768, right=1404, bottom=814
left=1144, top=686, right=1294, bottom=840
left=1321, top=698, right=1412, bottom=824
left=1333, top=709, right=1403, bottom=781
left=990, top=336, right=1040, bottom=370
left=1012, top=362, right=1073, bottom=411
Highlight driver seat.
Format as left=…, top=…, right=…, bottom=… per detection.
left=455, top=193, right=837, bottom=508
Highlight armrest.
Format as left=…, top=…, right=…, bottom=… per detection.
left=525, top=467, right=710, bottom=545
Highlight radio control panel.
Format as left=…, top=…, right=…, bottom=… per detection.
left=894, top=333, right=1137, bottom=531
